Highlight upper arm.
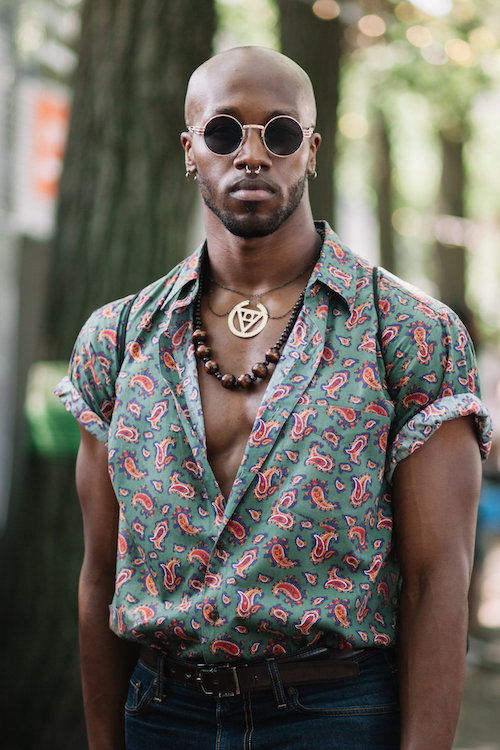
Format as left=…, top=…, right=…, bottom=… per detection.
left=76, top=425, right=119, bottom=585
left=392, top=417, right=482, bottom=582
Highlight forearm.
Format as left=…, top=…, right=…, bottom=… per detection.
left=79, top=574, right=139, bottom=750
left=392, top=418, right=481, bottom=750
left=398, top=574, right=469, bottom=750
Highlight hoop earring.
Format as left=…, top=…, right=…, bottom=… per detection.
left=308, top=169, right=318, bottom=181
left=185, top=170, right=198, bottom=182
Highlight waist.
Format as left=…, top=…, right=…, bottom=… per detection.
left=139, top=644, right=376, bottom=699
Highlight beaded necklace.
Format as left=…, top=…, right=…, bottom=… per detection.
left=192, top=266, right=305, bottom=390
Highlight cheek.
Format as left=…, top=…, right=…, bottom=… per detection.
left=196, top=155, right=229, bottom=183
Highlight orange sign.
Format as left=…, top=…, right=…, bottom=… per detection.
left=33, top=93, right=70, bottom=199
left=14, top=79, right=71, bottom=238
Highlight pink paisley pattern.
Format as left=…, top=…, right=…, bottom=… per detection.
left=56, top=222, right=491, bottom=663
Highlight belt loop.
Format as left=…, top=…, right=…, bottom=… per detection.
left=265, top=658, right=287, bottom=710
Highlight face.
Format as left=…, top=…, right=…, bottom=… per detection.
left=182, top=55, right=321, bottom=239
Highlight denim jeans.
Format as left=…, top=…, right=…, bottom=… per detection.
left=125, top=649, right=400, bottom=750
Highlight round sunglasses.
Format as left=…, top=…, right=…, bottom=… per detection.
left=188, top=114, right=314, bottom=157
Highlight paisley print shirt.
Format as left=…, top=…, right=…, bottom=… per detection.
left=56, top=222, right=492, bottom=663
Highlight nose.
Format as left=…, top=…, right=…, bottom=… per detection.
left=233, top=125, right=272, bottom=172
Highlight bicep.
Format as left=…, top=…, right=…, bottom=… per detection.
left=392, top=417, right=482, bottom=581
left=76, top=426, right=119, bottom=578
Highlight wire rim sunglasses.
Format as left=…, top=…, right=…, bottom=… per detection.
left=188, top=114, right=314, bottom=158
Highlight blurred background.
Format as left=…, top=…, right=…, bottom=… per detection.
left=0, top=1, right=499, bottom=748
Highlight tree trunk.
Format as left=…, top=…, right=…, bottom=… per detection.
left=46, top=0, right=216, bottom=360
left=277, top=0, right=342, bottom=227
left=374, top=108, right=396, bottom=273
left=434, top=127, right=467, bottom=312
left=0, top=2, right=215, bottom=748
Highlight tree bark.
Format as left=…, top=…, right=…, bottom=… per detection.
left=434, top=127, right=467, bottom=312
left=374, top=108, right=396, bottom=273
left=0, top=2, right=215, bottom=748
left=45, top=0, right=215, bottom=360
left=277, top=0, right=342, bottom=227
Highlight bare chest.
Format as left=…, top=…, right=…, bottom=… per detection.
left=196, top=309, right=287, bottom=499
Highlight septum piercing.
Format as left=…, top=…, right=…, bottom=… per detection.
left=245, top=165, right=262, bottom=175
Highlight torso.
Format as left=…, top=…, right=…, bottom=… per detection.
left=197, top=283, right=306, bottom=499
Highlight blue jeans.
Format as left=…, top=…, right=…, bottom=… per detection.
left=125, top=649, right=400, bottom=749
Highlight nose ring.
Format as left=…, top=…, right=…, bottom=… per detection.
left=245, top=165, right=262, bottom=175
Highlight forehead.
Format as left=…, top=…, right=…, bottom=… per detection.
left=187, top=56, right=313, bottom=125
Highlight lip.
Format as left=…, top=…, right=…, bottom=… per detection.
left=228, top=177, right=276, bottom=202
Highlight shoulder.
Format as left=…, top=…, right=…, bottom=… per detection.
left=376, top=267, right=457, bottom=325
left=70, top=250, right=201, bottom=387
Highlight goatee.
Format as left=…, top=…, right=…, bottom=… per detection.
left=198, top=173, right=307, bottom=238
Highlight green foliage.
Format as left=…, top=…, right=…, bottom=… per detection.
left=215, top=0, right=279, bottom=49
left=334, top=0, right=500, bottom=321
left=340, top=0, right=499, bottom=125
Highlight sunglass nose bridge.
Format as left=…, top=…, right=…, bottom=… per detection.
left=235, top=123, right=270, bottom=159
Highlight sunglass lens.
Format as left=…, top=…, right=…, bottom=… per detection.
left=204, top=116, right=242, bottom=154
left=265, top=117, right=303, bottom=156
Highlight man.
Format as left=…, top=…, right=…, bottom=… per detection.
left=57, top=46, right=491, bottom=750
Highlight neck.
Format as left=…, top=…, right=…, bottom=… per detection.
left=202, top=204, right=321, bottom=293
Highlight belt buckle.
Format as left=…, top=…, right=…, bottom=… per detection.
left=197, top=665, right=240, bottom=698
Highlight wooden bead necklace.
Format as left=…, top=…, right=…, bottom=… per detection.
left=192, top=268, right=305, bottom=390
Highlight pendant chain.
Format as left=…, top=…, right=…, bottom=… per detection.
left=206, top=288, right=296, bottom=320
left=192, top=264, right=305, bottom=390
left=208, top=256, right=316, bottom=301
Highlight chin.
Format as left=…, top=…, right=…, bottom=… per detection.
left=212, top=199, right=305, bottom=239
left=199, top=172, right=307, bottom=239
left=221, top=215, right=282, bottom=238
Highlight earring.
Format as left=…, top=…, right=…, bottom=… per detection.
left=308, top=169, right=318, bottom=181
left=185, top=170, right=198, bottom=182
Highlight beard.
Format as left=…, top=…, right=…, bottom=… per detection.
left=197, top=172, right=308, bottom=238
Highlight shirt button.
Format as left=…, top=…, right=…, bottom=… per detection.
left=209, top=609, right=220, bottom=622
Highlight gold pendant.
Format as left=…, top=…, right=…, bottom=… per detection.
left=228, top=300, right=269, bottom=338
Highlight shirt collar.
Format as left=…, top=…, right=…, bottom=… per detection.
left=159, top=241, right=205, bottom=311
left=160, top=222, right=359, bottom=314
left=307, top=221, right=358, bottom=313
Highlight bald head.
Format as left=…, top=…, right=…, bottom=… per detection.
left=184, top=46, right=317, bottom=127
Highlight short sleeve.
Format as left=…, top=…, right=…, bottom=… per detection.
left=55, top=295, right=134, bottom=443
left=377, top=272, right=493, bottom=480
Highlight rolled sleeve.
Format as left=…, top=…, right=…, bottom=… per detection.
left=55, top=374, right=110, bottom=443
left=387, top=393, right=492, bottom=481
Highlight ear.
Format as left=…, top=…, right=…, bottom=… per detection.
left=306, top=132, right=321, bottom=176
left=181, top=131, right=196, bottom=174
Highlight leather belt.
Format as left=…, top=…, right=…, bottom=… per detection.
left=139, top=645, right=366, bottom=698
